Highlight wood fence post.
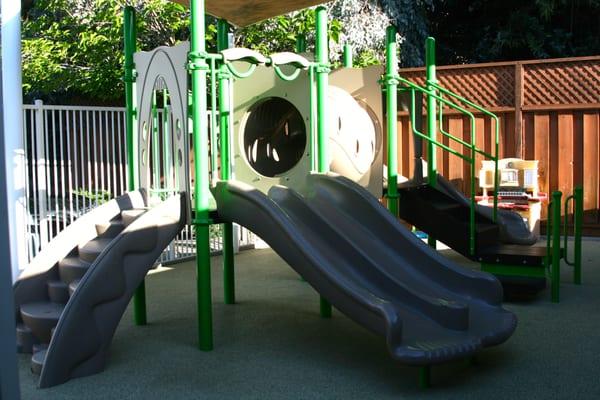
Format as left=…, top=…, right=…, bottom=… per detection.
left=515, top=62, right=524, bottom=158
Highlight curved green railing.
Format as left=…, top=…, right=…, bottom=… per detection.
left=396, top=76, right=500, bottom=256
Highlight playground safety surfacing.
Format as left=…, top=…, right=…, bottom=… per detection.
left=18, top=239, right=600, bottom=399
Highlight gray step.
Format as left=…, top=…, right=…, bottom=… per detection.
left=47, top=280, right=69, bottom=304
left=58, top=256, right=91, bottom=284
left=78, top=237, right=112, bottom=263
left=121, top=208, right=147, bottom=226
left=16, top=323, right=38, bottom=354
left=95, top=219, right=125, bottom=238
left=31, top=349, right=47, bottom=375
left=68, top=279, right=81, bottom=296
left=20, top=302, right=65, bottom=343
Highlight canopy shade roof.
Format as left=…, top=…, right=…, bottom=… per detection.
left=170, top=0, right=328, bottom=27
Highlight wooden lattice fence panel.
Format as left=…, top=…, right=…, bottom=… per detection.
left=400, top=65, right=515, bottom=110
left=523, top=59, right=600, bottom=107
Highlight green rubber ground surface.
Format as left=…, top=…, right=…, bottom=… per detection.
left=18, top=239, right=600, bottom=399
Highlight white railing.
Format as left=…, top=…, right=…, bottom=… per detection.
left=22, top=101, right=254, bottom=265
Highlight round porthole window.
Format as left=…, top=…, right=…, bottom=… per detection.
left=242, top=97, right=306, bottom=177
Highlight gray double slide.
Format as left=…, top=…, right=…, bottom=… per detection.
left=13, top=190, right=186, bottom=388
left=214, top=173, right=517, bottom=364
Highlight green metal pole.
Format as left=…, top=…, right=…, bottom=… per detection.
left=343, top=43, right=353, bottom=68
left=296, top=34, right=307, bottom=53
left=189, top=0, right=213, bottom=350
left=574, top=186, right=583, bottom=285
left=217, top=18, right=236, bottom=305
left=124, top=6, right=147, bottom=326
left=425, top=37, right=437, bottom=249
left=151, top=90, right=160, bottom=190
left=419, top=366, right=431, bottom=389
left=385, top=26, right=399, bottom=218
left=163, top=90, right=172, bottom=189
left=315, top=6, right=332, bottom=318
left=551, top=191, right=562, bottom=303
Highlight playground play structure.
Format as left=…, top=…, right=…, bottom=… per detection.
left=10, top=0, right=585, bottom=391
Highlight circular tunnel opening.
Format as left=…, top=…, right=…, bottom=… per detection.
left=242, top=97, right=306, bottom=177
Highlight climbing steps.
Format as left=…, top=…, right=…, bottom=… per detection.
left=12, top=190, right=187, bottom=388
left=16, top=209, right=147, bottom=374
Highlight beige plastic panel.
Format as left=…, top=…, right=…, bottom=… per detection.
left=232, top=64, right=384, bottom=197
left=232, top=64, right=312, bottom=194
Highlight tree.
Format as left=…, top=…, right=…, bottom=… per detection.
left=22, top=0, right=189, bottom=104
left=233, top=1, right=394, bottom=67
left=427, top=0, right=600, bottom=65
left=22, top=0, right=417, bottom=103
left=379, top=0, right=435, bottom=67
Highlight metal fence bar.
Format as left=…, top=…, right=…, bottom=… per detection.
left=21, top=102, right=255, bottom=266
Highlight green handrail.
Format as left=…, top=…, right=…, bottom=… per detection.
left=399, top=76, right=499, bottom=256
left=433, top=83, right=500, bottom=221
left=563, top=186, right=583, bottom=284
left=549, top=191, right=562, bottom=302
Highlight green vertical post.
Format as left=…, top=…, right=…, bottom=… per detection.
left=124, top=6, right=147, bottom=326
left=551, top=191, right=562, bottom=303
left=296, top=34, right=307, bottom=53
left=419, top=366, right=431, bottom=389
left=385, top=26, right=399, bottom=217
left=151, top=90, right=160, bottom=190
left=425, top=37, right=437, bottom=249
left=315, top=6, right=332, bottom=318
left=295, top=34, right=308, bottom=285
left=163, top=90, right=172, bottom=189
left=573, top=186, right=583, bottom=284
left=217, top=18, right=236, bottom=305
left=343, top=43, right=353, bottom=68
left=189, top=0, right=213, bottom=350
left=124, top=7, right=137, bottom=191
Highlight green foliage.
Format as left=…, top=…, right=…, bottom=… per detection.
left=22, top=0, right=190, bottom=104
left=428, top=0, right=600, bottom=64
left=234, top=9, right=342, bottom=57
left=22, top=0, right=392, bottom=103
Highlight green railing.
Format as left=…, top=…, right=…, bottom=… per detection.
left=383, top=36, right=499, bottom=256
left=564, top=186, right=584, bottom=285
left=545, top=186, right=583, bottom=302
left=397, top=76, right=499, bottom=256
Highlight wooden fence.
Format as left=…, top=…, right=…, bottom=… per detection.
left=395, top=56, right=600, bottom=235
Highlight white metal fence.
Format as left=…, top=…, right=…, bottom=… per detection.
left=22, top=101, right=254, bottom=265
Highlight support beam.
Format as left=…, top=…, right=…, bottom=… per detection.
left=296, top=34, right=307, bottom=53
left=343, top=43, right=353, bottom=68
left=573, top=185, right=583, bottom=285
left=418, top=365, right=431, bottom=389
left=0, top=42, right=21, bottom=400
left=315, top=6, right=332, bottom=318
left=2, top=0, right=27, bottom=282
left=189, top=0, right=214, bottom=350
left=551, top=191, right=562, bottom=303
left=425, top=37, right=437, bottom=249
left=385, top=26, right=399, bottom=217
left=124, top=6, right=147, bottom=326
left=217, top=18, right=236, bottom=305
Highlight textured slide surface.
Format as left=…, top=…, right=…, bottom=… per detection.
left=213, top=174, right=516, bottom=365
left=37, top=193, right=186, bottom=388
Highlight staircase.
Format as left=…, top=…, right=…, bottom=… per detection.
left=397, top=183, right=549, bottom=291
left=398, top=184, right=500, bottom=256
left=16, top=208, right=147, bottom=374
